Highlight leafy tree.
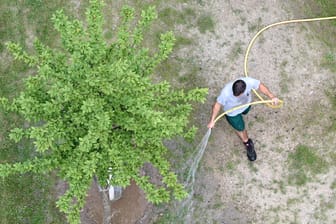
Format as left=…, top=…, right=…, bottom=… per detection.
left=0, top=0, right=207, bottom=223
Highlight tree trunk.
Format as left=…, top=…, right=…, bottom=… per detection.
left=102, top=190, right=112, bottom=224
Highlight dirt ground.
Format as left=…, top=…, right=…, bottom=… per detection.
left=187, top=0, right=336, bottom=224
left=80, top=180, right=150, bottom=224
left=80, top=0, right=336, bottom=223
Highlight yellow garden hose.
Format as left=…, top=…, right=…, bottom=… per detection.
left=214, top=16, right=336, bottom=124
left=214, top=100, right=275, bottom=124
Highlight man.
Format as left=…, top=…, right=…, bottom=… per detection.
left=207, top=77, right=279, bottom=161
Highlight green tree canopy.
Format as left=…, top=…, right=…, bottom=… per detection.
left=0, top=0, right=207, bottom=223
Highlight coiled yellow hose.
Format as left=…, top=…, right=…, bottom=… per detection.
left=214, top=16, right=336, bottom=124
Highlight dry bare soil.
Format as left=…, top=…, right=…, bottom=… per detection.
left=81, top=0, right=336, bottom=223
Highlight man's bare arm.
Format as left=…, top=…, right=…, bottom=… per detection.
left=207, top=102, right=222, bottom=128
left=258, top=82, right=279, bottom=105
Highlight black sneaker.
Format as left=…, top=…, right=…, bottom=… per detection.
left=244, top=139, right=257, bottom=161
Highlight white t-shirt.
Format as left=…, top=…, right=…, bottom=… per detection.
left=217, top=77, right=260, bottom=116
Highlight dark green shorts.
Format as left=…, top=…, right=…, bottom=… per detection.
left=225, top=106, right=251, bottom=131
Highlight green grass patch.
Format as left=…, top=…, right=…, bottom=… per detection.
left=174, top=35, right=194, bottom=49
left=299, top=0, right=336, bottom=55
left=0, top=91, right=66, bottom=223
left=0, top=173, right=66, bottom=223
left=178, top=65, right=203, bottom=88
left=328, top=152, right=336, bottom=165
left=315, top=0, right=336, bottom=18
left=197, top=14, right=215, bottom=33
left=287, top=145, right=328, bottom=186
left=0, top=1, right=27, bottom=50
left=297, top=0, right=336, bottom=81
left=0, top=0, right=72, bottom=222
left=331, top=180, right=336, bottom=189
left=159, top=7, right=196, bottom=27
left=0, top=0, right=73, bottom=48
left=22, top=0, right=71, bottom=46
left=321, top=52, right=336, bottom=73
left=155, top=58, right=181, bottom=81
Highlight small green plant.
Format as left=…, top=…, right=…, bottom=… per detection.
left=287, top=145, right=328, bottom=186
left=197, top=14, right=215, bottom=33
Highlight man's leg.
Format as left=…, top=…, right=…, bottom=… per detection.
left=226, top=112, right=256, bottom=161
left=225, top=113, right=248, bottom=143
left=234, top=106, right=251, bottom=144
left=235, top=129, right=249, bottom=143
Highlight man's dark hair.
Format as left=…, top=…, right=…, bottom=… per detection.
left=232, top=79, right=246, bottom=96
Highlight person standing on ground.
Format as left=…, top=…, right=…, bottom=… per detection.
left=207, top=77, right=279, bottom=161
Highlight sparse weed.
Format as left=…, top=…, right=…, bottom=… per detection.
left=276, top=180, right=287, bottom=194
left=287, top=197, right=301, bottom=206
left=327, top=152, right=336, bottom=164
left=279, top=70, right=290, bottom=94
left=325, top=86, right=336, bottom=131
left=321, top=52, right=336, bottom=72
left=254, top=115, right=265, bottom=123
left=248, top=162, right=258, bottom=173
left=228, top=41, right=243, bottom=61
left=287, top=145, right=328, bottom=186
left=212, top=194, right=223, bottom=209
left=226, top=161, right=235, bottom=171
left=279, top=59, right=293, bottom=94
left=159, top=7, right=182, bottom=26
left=248, top=17, right=263, bottom=33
